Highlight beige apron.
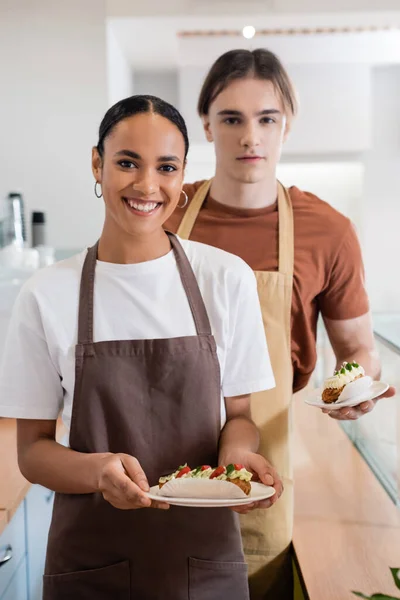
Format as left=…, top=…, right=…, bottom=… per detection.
left=177, top=180, right=294, bottom=599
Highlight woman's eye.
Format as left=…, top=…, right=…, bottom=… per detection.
left=160, top=165, right=177, bottom=173
left=118, top=160, right=136, bottom=169
left=261, top=117, right=275, bottom=124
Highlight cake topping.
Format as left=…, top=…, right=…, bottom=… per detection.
left=323, top=362, right=365, bottom=390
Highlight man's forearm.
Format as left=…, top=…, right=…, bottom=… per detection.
left=218, top=416, right=259, bottom=462
left=324, top=313, right=381, bottom=381
left=335, top=347, right=381, bottom=380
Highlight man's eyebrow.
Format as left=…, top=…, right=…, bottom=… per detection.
left=217, top=109, right=282, bottom=116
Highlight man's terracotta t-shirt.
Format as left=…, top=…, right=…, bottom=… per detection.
left=165, top=181, right=370, bottom=393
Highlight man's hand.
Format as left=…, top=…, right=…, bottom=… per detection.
left=322, top=313, right=396, bottom=420
left=322, top=386, right=396, bottom=420
left=219, top=450, right=284, bottom=515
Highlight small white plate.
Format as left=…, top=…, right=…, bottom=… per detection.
left=146, top=482, right=276, bottom=508
left=305, top=380, right=389, bottom=410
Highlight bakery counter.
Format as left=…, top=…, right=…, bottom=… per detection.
left=293, top=391, right=400, bottom=600
left=0, top=512, right=7, bottom=538
left=0, top=418, right=65, bottom=600
left=0, top=419, right=31, bottom=531
left=374, top=313, right=400, bottom=352
left=0, top=418, right=65, bottom=533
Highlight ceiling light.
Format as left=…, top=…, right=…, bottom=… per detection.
left=242, top=26, right=256, bottom=39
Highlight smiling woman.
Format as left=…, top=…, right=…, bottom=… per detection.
left=92, top=95, right=189, bottom=261
left=0, top=94, right=279, bottom=600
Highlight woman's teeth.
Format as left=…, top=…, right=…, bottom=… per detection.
left=126, top=199, right=159, bottom=213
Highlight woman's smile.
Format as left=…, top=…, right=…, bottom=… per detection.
left=122, top=196, right=163, bottom=217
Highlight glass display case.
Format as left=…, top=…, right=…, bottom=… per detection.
left=314, top=314, right=400, bottom=506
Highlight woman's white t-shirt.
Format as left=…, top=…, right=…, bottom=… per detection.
left=0, top=238, right=275, bottom=438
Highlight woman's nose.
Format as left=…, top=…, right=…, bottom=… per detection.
left=132, top=170, right=158, bottom=196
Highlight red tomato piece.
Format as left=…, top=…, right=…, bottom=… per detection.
left=210, top=466, right=226, bottom=479
left=176, top=466, right=191, bottom=478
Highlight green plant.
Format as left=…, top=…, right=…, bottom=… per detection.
left=352, top=568, right=400, bottom=599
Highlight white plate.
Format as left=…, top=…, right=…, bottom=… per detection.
left=305, top=380, right=389, bottom=410
left=146, top=482, right=276, bottom=508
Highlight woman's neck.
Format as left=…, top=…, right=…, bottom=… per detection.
left=98, top=224, right=171, bottom=264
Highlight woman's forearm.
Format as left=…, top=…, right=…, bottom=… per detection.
left=18, top=436, right=107, bottom=494
left=218, top=416, right=259, bottom=463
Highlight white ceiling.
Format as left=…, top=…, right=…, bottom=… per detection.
left=109, top=11, right=400, bottom=69
left=107, top=0, right=400, bottom=18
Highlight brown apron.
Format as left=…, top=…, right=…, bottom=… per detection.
left=43, top=232, right=249, bottom=600
left=177, top=181, right=294, bottom=599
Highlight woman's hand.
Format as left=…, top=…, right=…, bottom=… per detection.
left=96, top=453, right=169, bottom=510
left=219, top=450, right=284, bottom=515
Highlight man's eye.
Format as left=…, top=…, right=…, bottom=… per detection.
left=224, top=118, right=240, bottom=125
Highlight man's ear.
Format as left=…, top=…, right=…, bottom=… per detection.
left=92, top=146, right=103, bottom=182
left=202, top=116, right=214, bottom=143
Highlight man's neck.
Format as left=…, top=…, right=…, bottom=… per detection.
left=210, top=169, right=278, bottom=210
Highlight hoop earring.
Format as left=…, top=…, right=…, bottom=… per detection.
left=177, top=190, right=188, bottom=208
left=94, top=181, right=103, bottom=198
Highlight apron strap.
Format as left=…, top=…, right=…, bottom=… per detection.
left=77, top=235, right=212, bottom=345
left=77, top=242, right=98, bottom=345
left=277, top=182, right=294, bottom=279
left=177, top=180, right=212, bottom=239
left=178, top=179, right=294, bottom=279
left=166, top=232, right=212, bottom=336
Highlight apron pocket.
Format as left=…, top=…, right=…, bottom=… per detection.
left=43, top=559, right=130, bottom=600
left=189, top=556, right=249, bottom=600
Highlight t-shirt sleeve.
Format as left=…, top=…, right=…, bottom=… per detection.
left=0, top=285, right=63, bottom=419
left=318, top=222, right=370, bottom=320
left=222, top=265, right=275, bottom=398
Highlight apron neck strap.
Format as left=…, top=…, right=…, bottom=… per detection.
left=277, top=181, right=294, bottom=278
left=77, top=234, right=212, bottom=345
left=177, top=180, right=211, bottom=240
left=178, top=179, right=294, bottom=277
left=78, top=241, right=98, bottom=345
left=167, top=232, right=212, bottom=336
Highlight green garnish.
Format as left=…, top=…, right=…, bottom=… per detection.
left=352, top=362, right=359, bottom=368
left=226, top=464, right=235, bottom=477
left=193, top=466, right=202, bottom=475
left=340, top=368, right=346, bottom=374
left=345, top=363, right=353, bottom=371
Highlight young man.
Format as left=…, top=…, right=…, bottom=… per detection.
left=165, top=49, right=395, bottom=600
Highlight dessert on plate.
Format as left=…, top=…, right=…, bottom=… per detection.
left=321, top=361, right=372, bottom=404
left=159, top=463, right=253, bottom=496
